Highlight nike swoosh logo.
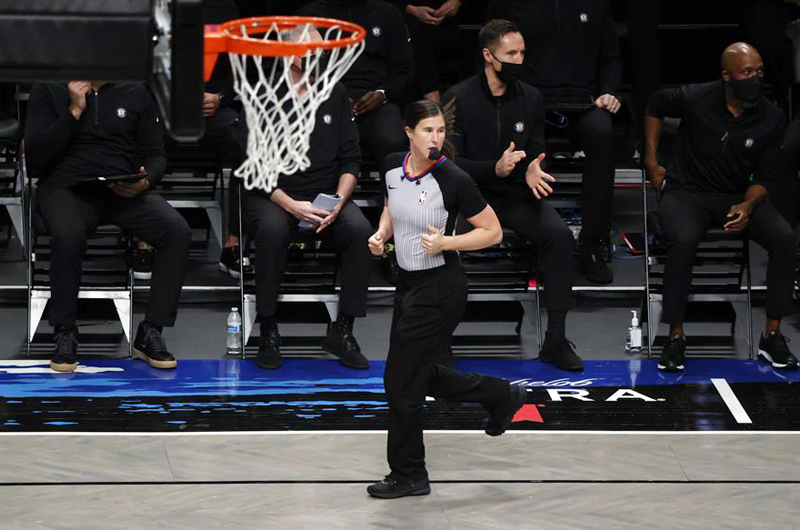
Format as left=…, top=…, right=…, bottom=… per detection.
left=388, top=185, right=397, bottom=189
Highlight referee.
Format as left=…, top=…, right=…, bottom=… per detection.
left=366, top=100, right=525, bottom=499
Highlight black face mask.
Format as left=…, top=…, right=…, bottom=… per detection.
left=299, top=50, right=331, bottom=80
left=428, top=147, right=442, bottom=161
left=490, top=52, right=522, bottom=85
left=727, top=76, right=763, bottom=107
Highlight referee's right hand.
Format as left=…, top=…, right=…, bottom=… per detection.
left=368, top=231, right=385, bottom=256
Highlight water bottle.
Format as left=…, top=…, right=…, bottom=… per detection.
left=226, top=307, right=242, bottom=356
left=625, top=310, right=642, bottom=353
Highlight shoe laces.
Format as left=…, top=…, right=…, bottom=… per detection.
left=142, top=327, right=167, bottom=353
left=766, top=331, right=790, bottom=352
left=54, top=330, right=77, bottom=356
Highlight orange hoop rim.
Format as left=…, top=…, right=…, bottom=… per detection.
left=204, top=16, right=366, bottom=57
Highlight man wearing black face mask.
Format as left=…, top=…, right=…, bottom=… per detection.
left=442, top=19, right=583, bottom=372
left=645, top=42, right=796, bottom=373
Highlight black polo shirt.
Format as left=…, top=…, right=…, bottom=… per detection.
left=646, top=80, right=788, bottom=195
left=442, top=70, right=545, bottom=197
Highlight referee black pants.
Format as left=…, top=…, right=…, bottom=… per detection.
left=659, top=185, right=795, bottom=323
left=243, top=192, right=372, bottom=318
left=385, top=264, right=510, bottom=482
left=484, top=191, right=575, bottom=312
left=37, top=186, right=192, bottom=330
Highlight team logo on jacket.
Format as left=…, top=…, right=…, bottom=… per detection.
left=514, top=121, right=525, bottom=133
left=372, top=26, right=382, bottom=37
left=744, top=138, right=754, bottom=148
left=418, top=190, right=428, bottom=205
left=579, top=13, right=589, bottom=23
left=323, top=114, right=332, bottom=125
left=116, top=107, right=127, bottom=118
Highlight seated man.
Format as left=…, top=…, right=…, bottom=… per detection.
left=487, top=0, right=622, bottom=284
left=297, top=0, right=412, bottom=162
left=645, top=42, right=796, bottom=372
left=442, top=19, right=583, bottom=371
left=238, top=27, right=373, bottom=371
left=391, top=0, right=461, bottom=102
left=25, top=81, right=192, bottom=372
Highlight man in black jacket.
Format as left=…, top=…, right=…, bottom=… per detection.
left=645, top=42, right=796, bottom=372
left=487, top=0, right=622, bottom=284
left=442, top=19, right=583, bottom=372
left=297, top=0, right=412, bottom=162
left=25, top=82, right=192, bottom=372
left=240, top=28, right=373, bottom=371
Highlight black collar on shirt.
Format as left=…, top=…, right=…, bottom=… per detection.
left=479, top=69, right=520, bottom=102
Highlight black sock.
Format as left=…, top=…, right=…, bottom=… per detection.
left=260, top=316, right=277, bottom=331
left=547, top=311, right=567, bottom=340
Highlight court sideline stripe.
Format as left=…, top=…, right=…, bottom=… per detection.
left=0, top=430, right=796, bottom=436
left=711, top=378, right=753, bottom=424
left=1, top=479, right=798, bottom=487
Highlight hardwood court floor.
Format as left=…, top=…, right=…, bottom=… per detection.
left=0, top=432, right=798, bottom=529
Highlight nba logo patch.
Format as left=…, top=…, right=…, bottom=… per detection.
left=514, top=121, right=525, bottom=133
left=116, top=107, right=127, bottom=118
left=579, top=13, right=589, bottom=23
left=744, top=138, right=754, bottom=148
left=323, top=114, right=332, bottom=125
left=418, top=190, right=428, bottom=206
left=372, top=26, right=382, bottom=37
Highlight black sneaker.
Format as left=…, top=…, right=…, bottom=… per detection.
left=131, top=245, right=154, bottom=281
left=758, top=331, right=798, bottom=370
left=539, top=334, right=584, bottom=371
left=257, top=320, right=281, bottom=370
left=658, top=334, right=686, bottom=372
left=50, top=327, right=78, bottom=372
left=219, top=245, right=254, bottom=280
left=577, top=238, right=613, bottom=284
left=132, top=321, right=177, bottom=369
left=485, top=384, right=526, bottom=436
left=367, top=475, right=431, bottom=499
left=322, top=321, right=370, bottom=369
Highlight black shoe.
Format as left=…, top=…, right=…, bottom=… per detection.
left=132, top=321, right=177, bottom=369
left=322, top=321, right=370, bottom=369
left=219, top=245, right=254, bottom=280
left=367, top=475, right=431, bottom=499
left=50, top=327, right=78, bottom=372
left=131, top=245, right=154, bottom=280
left=658, top=334, right=686, bottom=372
left=539, top=334, right=584, bottom=371
left=257, top=320, right=281, bottom=370
left=758, top=331, right=798, bottom=370
left=485, top=384, right=526, bottom=436
left=577, top=238, right=613, bottom=284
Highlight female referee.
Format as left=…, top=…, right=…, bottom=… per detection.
left=366, top=100, right=526, bottom=499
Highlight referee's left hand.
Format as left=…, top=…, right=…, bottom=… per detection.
left=421, top=225, right=445, bottom=253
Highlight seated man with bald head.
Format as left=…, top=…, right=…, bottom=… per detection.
left=645, top=42, right=796, bottom=372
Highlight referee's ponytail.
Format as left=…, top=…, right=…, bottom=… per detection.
left=403, top=100, right=457, bottom=160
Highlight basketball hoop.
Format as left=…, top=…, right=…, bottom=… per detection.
left=204, top=16, right=366, bottom=193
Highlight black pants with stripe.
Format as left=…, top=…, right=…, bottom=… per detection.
left=384, top=264, right=510, bottom=482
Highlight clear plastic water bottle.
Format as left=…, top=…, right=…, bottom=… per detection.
left=226, top=307, right=242, bottom=356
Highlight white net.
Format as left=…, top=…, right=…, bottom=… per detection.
left=225, top=22, right=364, bottom=192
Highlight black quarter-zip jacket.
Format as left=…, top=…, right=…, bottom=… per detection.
left=442, top=70, right=545, bottom=196
left=646, top=80, right=788, bottom=195
left=24, top=83, right=166, bottom=195
left=297, top=0, right=413, bottom=102
left=486, top=0, right=622, bottom=98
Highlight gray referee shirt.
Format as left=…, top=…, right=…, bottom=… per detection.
left=381, top=152, right=488, bottom=272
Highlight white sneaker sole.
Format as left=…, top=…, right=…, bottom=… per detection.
left=657, top=362, right=684, bottom=371
left=758, top=349, right=792, bottom=369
